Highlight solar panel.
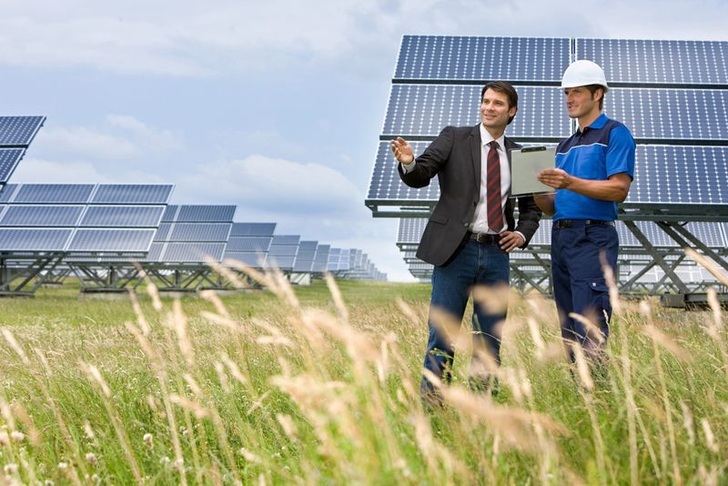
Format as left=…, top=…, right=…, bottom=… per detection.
left=268, top=235, right=300, bottom=271
left=576, top=39, right=728, bottom=87
left=626, top=145, right=728, bottom=206
left=229, top=222, right=277, bottom=237
left=224, top=253, right=267, bottom=266
left=0, top=116, right=45, bottom=147
left=394, top=36, right=569, bottom=82
left=225, top=236, right=273, bottom=252
left=176, top=205, right=236, bottom=222
left=80, top=205, right=166, bottom=227
left=67, top=229, right=156, bottom=252
left=0, top=184, right=18, bottom=202
left=0, top=228, right=72, bottom=251
left=0, top=149, right=24, bottom=185
left=92, top=184, right=174, bottom=204
left=161, top=205, right=179, bottom=222
left=382, top=85, right=568, bottom=140
left=0, top=205, right=84, bottom=227
left=161, top=242, right=226, bottom=262
left=607, top=88, right=728, bottom=141
left=168, top=223, right=232, bottom=242
left=293, top=240, right=317, bottom=272
left=12, top=184, right=95, bottom=203
left=366, top=141, right=437, bottom=204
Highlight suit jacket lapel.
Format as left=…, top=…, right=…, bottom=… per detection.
left=470, top=124, right=481, bottom=180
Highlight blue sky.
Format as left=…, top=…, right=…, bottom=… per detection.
left=2, top=0, right=727, bottom=281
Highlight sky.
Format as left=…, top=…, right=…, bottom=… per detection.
left=2, top=0, right=727, bottom=282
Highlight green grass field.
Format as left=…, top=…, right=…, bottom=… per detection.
left=0, top=269, right=726, bottom=484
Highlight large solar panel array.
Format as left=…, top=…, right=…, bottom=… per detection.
left=0, top=116, right=45, bottom=186
left=223, top=222, right=276, bottom=267
left=366, top=36, right=728, bottom=219
left=0, top=183, right=171, bottom=256
left=146, top=205, right=234, bottom=263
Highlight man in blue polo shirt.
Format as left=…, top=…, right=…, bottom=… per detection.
left=535, top=60, right=635, bottom=371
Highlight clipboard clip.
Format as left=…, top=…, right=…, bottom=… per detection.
left=520, top=146, right=547, bottom=153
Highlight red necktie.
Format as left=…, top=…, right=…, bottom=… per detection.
left=486, top=141, right=504, bottom=233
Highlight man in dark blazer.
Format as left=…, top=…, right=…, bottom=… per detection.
left=391, top=80, right=541, bottom=403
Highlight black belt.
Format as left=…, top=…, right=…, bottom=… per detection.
left=466, top=232, right=501, bottom=244
left=554, top=219, right=615, bottom=229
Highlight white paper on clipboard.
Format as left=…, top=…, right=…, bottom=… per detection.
left=509, top=146, right=555, bottom=197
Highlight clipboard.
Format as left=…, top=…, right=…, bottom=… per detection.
left=510, top=146, right=555, bottom=197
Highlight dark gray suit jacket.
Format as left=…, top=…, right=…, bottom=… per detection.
left=398, top=124, right=542, bottom=266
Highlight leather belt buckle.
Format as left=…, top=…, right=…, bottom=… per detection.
left=468, top=232, right=500, bottom=244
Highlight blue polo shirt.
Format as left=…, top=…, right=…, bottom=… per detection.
left=554, top=113, right=635, bottom=221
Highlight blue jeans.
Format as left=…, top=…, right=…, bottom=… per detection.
left=551, top=222, right=618, bottom=361
left=422, top=238, right=510, bottom=396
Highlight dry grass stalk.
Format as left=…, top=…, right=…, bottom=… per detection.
left=642, top=325, right=692, bottom=362
left=442, top=385, right=568, bottom=456
left=685, top=248, right=728, bottom=287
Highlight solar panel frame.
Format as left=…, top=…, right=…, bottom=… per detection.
left=382, top=84, right=568, bottom=140
left=0, top=116, right=46, bottom=147
left=91, top=184, right=174, bottom=204
left=176, top=205, right=236, bottom=222
left=394, top=36, right=570, bottom=82
left=12, top=184, right=95, bottom=203
left=79, top=205, right=166, bottom=227
left=0, top=205, right=84, bottom=227
left=575, top=38, right=728, bottom=87
left=67, top=228, right=156, bottom=253
left=0, top=148, right=25, bottom=185
left=0, top=228, right=72, bottom=252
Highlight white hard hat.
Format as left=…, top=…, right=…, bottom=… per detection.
left=561, top=60, right=609, bottom=92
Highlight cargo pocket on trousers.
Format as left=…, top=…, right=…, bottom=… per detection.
left=587, top=278, right=612, bottom=321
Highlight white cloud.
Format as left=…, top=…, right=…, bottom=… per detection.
left=176, top=154, right=364, bottom=215
left=34, top=126, right=140, bottom=160
left=10, top=157, right=111, bottom=183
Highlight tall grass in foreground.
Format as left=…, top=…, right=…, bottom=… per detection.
left=0, top=263, right=726, bottom=484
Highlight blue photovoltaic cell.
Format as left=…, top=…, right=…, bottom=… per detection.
left=176, top=205, right=236, bottom=222
left=626, top=145, right=728, bottom=206
left=145, top=243, right=164, bottom=262
left=0, top=149, right=24, bottom=184
left=68, top=229, right=156, bottom=252
left=224, top=253, right=267, bottom=266
left=397, top=218, right=427, bottom=246
left=0, top=116, right=45, bottom=147
left=394, top=36, right=569, bottom=82
left=230, top=222, right=277, bottom=237
left=13, top=184, right=95, bottom=203
left=370, top=144, right=728, bottom=208
left=293, top=240, right=317, bottom=272
left=576, top=39, right=728, bottom=86
left=168, top=223, right=232, bottom=242
left=92, top=184, right=174, bottom=204
left=312, top=245, right=330, bottom=272
left=161, top=242, right=226, bottom=262
left=80, top=206, right=165, bottom=227
left=0, top=228, right=72, bottom=251
left=0, top=184, right=18, bottom=202
left=382, top=85, right=568, bottom=139
left=327, top=248, right=342, bottom=271
left=153, top=223, right=172, bottom=241
left=225, top=236, right=273, bottom=252
left=161, top=205, right=179, bottom=222
left=607, top=88, right=728, bottom=141
left=272, top=235, right=301, bottom=246
left=366, top=141, right=438, bottom=202
left=0, top=205, right=84, bottom=227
